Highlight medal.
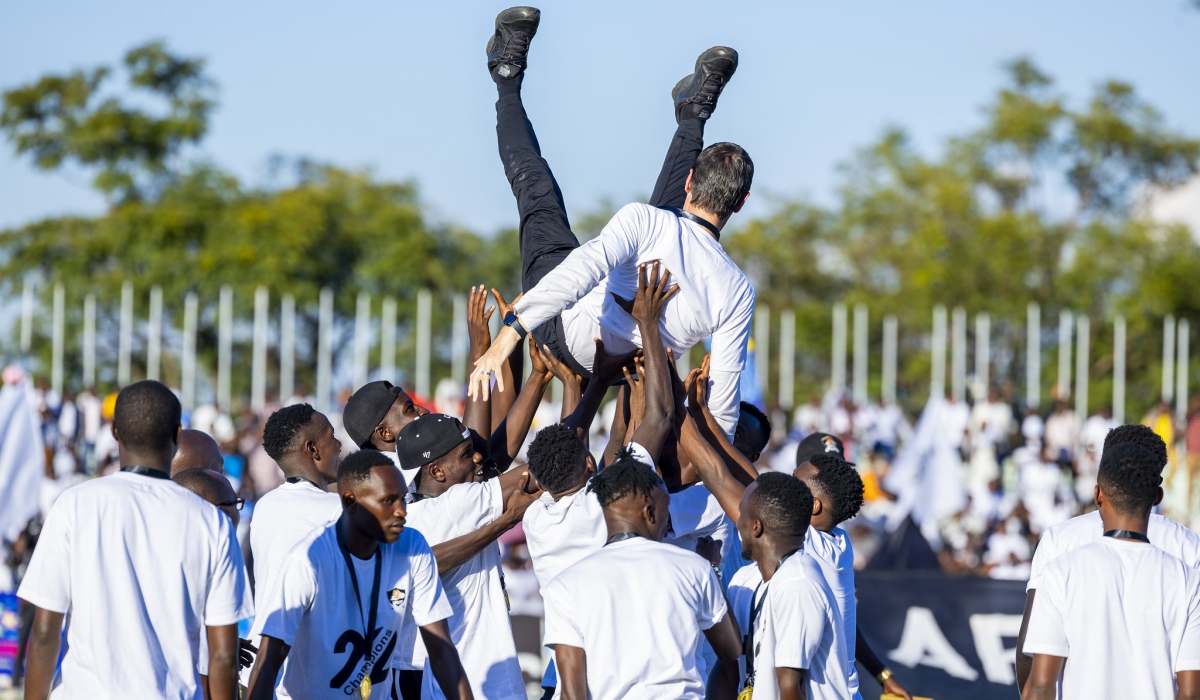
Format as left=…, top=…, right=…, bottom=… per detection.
left=337, top=524, right=383, bottom=700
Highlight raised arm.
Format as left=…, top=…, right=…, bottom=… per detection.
left=563, top=339, right=639, bottom=439
left=620, top=262, right=679, bottom=460
left=690, top=355, right=758, bottom=485
left=489, top=289, right=521, bottom=426
left=469, top=204, right=644, bottom=401
left=488, top=342, right=552, bottom=472
left=462, top=285, right=496, bottom=438
left=602, top=385, right=631, bottom=468
left=682, top=367, right=747, bottom=523
left=430, top=472, right=541, bottom=574
left=539, top=343, right=583, bottom=422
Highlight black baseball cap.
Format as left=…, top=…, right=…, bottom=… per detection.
left=396, top=414, right=471, bottom=472
left=796, top=433, right=845, bottom=467
left=344, top=381, right=399, bottom=448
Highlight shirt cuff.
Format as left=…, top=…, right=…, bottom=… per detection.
left=1022, top=642, right=1068, bottom=658
left=627, top=442, right=655, bottom=469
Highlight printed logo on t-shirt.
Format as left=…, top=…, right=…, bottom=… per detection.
left=388, top=588, right=406, bottom=610
left=332, top=625, right=396, bottom=696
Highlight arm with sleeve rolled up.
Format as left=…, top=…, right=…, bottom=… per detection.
left=469, top=206, right=643, bottom=400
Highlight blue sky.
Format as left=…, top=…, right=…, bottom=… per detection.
left=2, top=0, right=1199, bottom=235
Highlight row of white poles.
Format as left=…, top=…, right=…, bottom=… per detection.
left=16, top=280, right=450, bottom=415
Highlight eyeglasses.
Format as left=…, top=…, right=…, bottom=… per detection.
left=218, top=497, right=245, bottom=511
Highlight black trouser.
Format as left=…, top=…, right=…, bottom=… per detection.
left=495, top=90, right=705, bottom=377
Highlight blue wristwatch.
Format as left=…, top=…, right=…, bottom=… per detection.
left=503, top=312, right=528, bottom=340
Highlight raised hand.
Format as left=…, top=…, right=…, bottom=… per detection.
left=540, top=344, right=581, bottom=390
left=528, top=338, right=551, bottom=379
left=590, top=338, right=640, bottom=389
left=491, top=288, right=521, bottom=321
left=630, top=261, right=680, bottom=325
left=467, top=285, right=496, bottom=356
left=622, top=356, right=647, bottom=440
left=687, top=354, right=712, bottom=414
left=501, top=471, right=543, bottom=525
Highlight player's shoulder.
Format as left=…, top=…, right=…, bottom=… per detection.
left=1149, top=513, right=1200, bottom=563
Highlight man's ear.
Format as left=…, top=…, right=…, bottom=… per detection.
left=340, top=490, right=356, bottom=510
left=174, top=424, right=182, bottom=444
left=112, top=425, right=121, bottom=442
left=428, top=461, right=446, bottom=484
left=812, top=497, right=823, bottom=517
left=684, top=169, right=695, bottom=194
left=584, top=455, right=597, bottom=476
left=1094, top=484, right=1102, bottom=506
left=732, top=192, right=750, bottom=214
left=306, top=438, right=320, bottom=462
left=375, top=424, right=392, bottom=442
left=1155, top=486, right=1165, bottom=506
left=751, top=518, right=765, bottom=540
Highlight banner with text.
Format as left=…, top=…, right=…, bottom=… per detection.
left=855, top=571, right=1027, bottom=700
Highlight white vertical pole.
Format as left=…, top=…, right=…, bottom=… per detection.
left=676, top=346, right=691, bottom=376
left=1027, top=302, right=1041, bottom=410
left=451, top=293, right=468, bottom=386
left=381, top=296, right=397, bottom=384
left=1075, top=315, right=1089, bottom=418
left=118, top=281, right=133, bottom=386
left=975, top=312, right=990, bottom=396
left=218, top=286, right=233, bottom=411
left=416, top=289, right=431, bottom=399
left=780, top=309, right=795, bottom=411
left=882, top=315, right=898, bottom=405
left=353, top=292, right=371, bottom=390
left=853, top=303, right=868, bottom=406
left=317, top=288, right=334, bottom=413
left=1057, top=310, right=1073, bottom=401
left=20, top=277, right=34, bottom=355
left=51, top=284, right=64, bottom=395
left=1113, top=316, right=1126, bottom=424
left=83, top=293, right=96, bottom=390
left=1164, top=315, right=1177, bottom=404
left=252, top=286, right=269, bottom=413
left=147, top=286, right=163, bottom=382
left=1178, top=319, right=1190, bottom=421
left=932, top=305, right=947, bottom=399
left=182, top=292, right=198, bottom=411
left=280, top=294, right=295, bottom=403
left=832, top=303, right=847, bottom=394
left=951, top=306, right=966, bottom=402
left=756, top=305, right=770, bottom=402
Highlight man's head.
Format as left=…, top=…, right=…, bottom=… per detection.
left=685, top=142, right=753, bottom=222
left=263, top=403, right=342, bottom=482
left=343, top=381, right=429, bottom=450
left=734, top=402, right=771, bottom=463
left=338, top=449, right=408, bottom=545
left=737, top=472, right=812, bottom=563
left=396, top=414, right=480, bottom=494
left=1103, top=423, right=1168, bottom=472
left=588, top=450, right=670, bottom=541
left=793, top=452, right=864, bottom=531
left=170, top=429, right=225, bottom=477
left=173, top=468, right=242, bottom=528
left=795, top=432, right=845, bottom=468
left=527, top=423, right=595, bottom=495
left=1096, top=442, right=1163, bottom=522
left=113, top=380, right=182, bottom=464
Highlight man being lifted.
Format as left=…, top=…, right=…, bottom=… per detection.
left=468, top=6, right=756, bottom=438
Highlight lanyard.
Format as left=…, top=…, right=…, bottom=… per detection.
left=335, top=523, right=383, bottom=680
left=743, top=550, right=800, bottom=689
left=605, top=531, right=644, bottom=546
left=121, top=465, right=171, bottom=480
left=286, top=476, right=323, bottom=489
left=1104, top=529, right=1150, bottom=543
left=658, top=205, right=721, bottom=241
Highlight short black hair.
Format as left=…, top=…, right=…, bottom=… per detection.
left=1103, top=424, right=1168, bottom=472
left=690, top=142, right=754, bottom=220
left=1097, top=442, right=1162, bottom=515
left=588, top=448, right=665, bottom=509
left=807, top=453, right=865, bottom=525
left=753, top=472, right=812, bottom=537
left=263, top=403, right=317, bottom=461
left=113, top=380, right=181, bottom=452
left=527, top=424, right=589, bottom=495
left=739, top=401, right=772, bottom=453
left=339, top=449, right=396, bottom=485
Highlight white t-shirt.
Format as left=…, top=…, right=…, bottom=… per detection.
left=665, top=482, right=747, bottom=589
left=1028, top=510, right=1200, bottom=591
left=804, top=527, right=861, bottom=700
left=749, top=553, right=853, bottom=700
left=257, top=523, right=451, bottom=699
left=542, top=536, right=727, bottom=700
left=18, top=472, right=252, bottom=700
left=523, top=483, right=607, bottom=594
left=404, top=480, right=526, bottom=700
left=513, top=202, right=755, bottom=437
left=1024, top=538, right=1200, bottom=699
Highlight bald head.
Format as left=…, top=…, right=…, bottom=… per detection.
left=173, top=468, right=240, bottom=527
left=171, top=429, right=224, bottom=477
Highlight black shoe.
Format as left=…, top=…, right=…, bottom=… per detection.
left=487, top=6, right=541, bottom=80
left=671, top=46, right=738, bottom=122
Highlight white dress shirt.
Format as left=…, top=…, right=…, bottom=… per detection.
left=512, top=202, right=755, bottom=437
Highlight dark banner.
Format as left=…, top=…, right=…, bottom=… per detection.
left=855, top=571, right=1027, bottom=700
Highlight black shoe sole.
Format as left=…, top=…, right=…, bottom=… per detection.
left=672, top=46, right=738, bottom=121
